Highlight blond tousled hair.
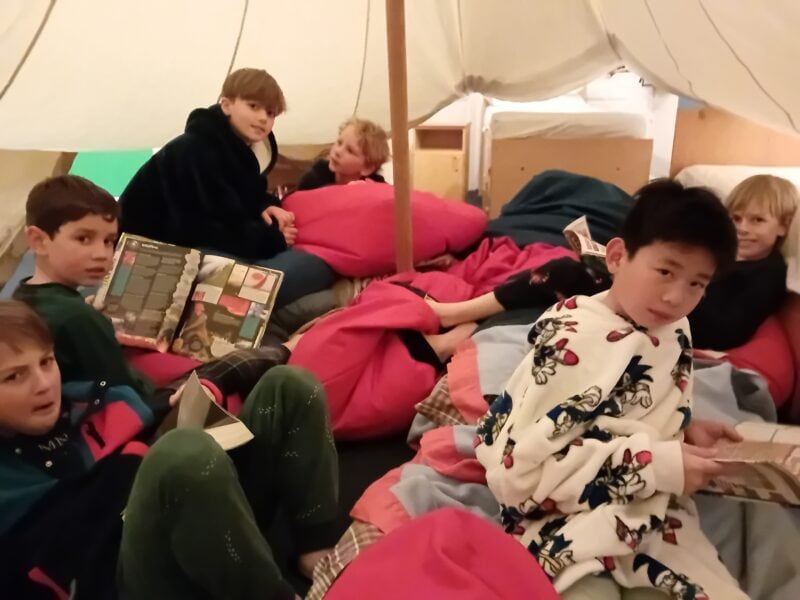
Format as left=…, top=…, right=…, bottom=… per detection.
left=221, top=68, right=286, bottom=115
left=726, top=174, right=798, bottom=228
left=339, top=118, right=390, bottom=171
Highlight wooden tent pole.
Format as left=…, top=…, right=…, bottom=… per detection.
left=385, top=0, right=414, bottom=272
left=52, top=151, right=77, bottom=176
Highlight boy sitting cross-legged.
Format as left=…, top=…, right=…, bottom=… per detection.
left=474, top=180, right=748, bottom=599
left=0, top=300, right=338, bottom=599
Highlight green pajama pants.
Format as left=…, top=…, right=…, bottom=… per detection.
left=117, top=366, right=338, bottom=600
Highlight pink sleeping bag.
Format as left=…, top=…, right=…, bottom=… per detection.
left=447, top=237, right=575, bottom=295
left=288, top=273, right=475, bottom=439
left=326, top=508, right=558, bottom=600
left=289, top=240, right=577, bottom=440
left=283, top=182, right=487, bottom=277
left=724, top=316, right=795, bottom=408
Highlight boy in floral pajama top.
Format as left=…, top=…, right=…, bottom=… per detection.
left=475, top=180, right=748, bottom=600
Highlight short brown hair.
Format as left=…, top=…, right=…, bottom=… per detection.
left=339, top=118, right=390, bottom=171
left=0, top=300, right=53, bottom=353
left=221, top=68, right=286, bottom=115
left=26, top=175, right=119, bottom=238
left=727, top=174, right=799, bottom=228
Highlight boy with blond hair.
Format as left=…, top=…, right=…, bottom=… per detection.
left=689, top=174, right=798, bottom=349
left=297, top=117, right=390, bottom=190
left=119, top=68, right=335, bottom=306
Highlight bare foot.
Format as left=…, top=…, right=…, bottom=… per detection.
left=298, top=548, right=331, bottom=580
left=424, top=321, right=478, bottom=362
left=425, top=298, right=460, bottom=328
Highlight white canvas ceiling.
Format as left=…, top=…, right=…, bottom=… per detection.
left=2, top=0, right=798, bottom=152
left=2, top=0, right=800, bottom=261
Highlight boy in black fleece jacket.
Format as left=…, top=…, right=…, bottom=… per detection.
left=119, top=68, right=335, bottom=306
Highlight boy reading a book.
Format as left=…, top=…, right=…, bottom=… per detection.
left=688, top=174, right=798, bottom=350
left=14, top=175, right=300, bottom=400
left=297, top=117, right=390, bottom=190
left=13, top=174, right=154, bottom=398
left=473, top=180, right=747, bottom=598
left=119, top=68, right=335, bottom=306
left=0, top=300, right=338, bottom=599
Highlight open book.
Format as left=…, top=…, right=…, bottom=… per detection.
left=159, top=371, right=253, bottom=450
left=562, top=216, right=609, bottom=275
left=94, top=233, right=283, bottom=362
left=703, top=421, right=800, bottom=507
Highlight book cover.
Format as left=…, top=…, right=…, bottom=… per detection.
left=171, top=255, right=283, bottom=361
left=703, top=422, right=800, bottom=507
left=94, top=234, right=282, bottom=361
left=562, top=216, right=609, bottom=275
left=93, top=233, right=200, bottom=352
left=159, top=371, right=254, bottom=451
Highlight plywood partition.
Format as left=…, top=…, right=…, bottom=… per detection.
left=484, top=136, right=652, bottom=218
left=671, top=107, right=800, bottom=176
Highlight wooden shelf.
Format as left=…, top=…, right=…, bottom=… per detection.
left=412, top=125, right=470, bottom=200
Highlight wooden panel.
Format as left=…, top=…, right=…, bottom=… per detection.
left=485, top=136, right=652, bottom=218
left=412, top=125, right=469, bottom=200
left=415, top=126, right=467, bottom=150
left=670, top=107, right=800, bottom=176
left=413, top=150, right=467, bottom=199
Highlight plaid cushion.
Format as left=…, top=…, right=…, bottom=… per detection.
left=306, top=520, right=384, bottom=599
left=413, top=375, right=466, bottom=427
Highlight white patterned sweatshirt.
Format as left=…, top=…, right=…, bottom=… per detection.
left=475, top=293, right=746, bottom=600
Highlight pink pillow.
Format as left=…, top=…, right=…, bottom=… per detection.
left=725, top=317, right=795, bottom=408
left=326, top=508, right=559, bottom=600
left=124, top=348, right=199, bottom=386
left=283, top=183, right=487, bottom=277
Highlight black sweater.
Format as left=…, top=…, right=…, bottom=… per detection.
left=689, top=251, right=787, bottom=350
left=296, top=159, right=385, bottom=191
left=119, top=105, right=286, bottom=260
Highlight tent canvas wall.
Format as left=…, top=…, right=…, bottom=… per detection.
left=2, top=0, right=800, bottom=264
